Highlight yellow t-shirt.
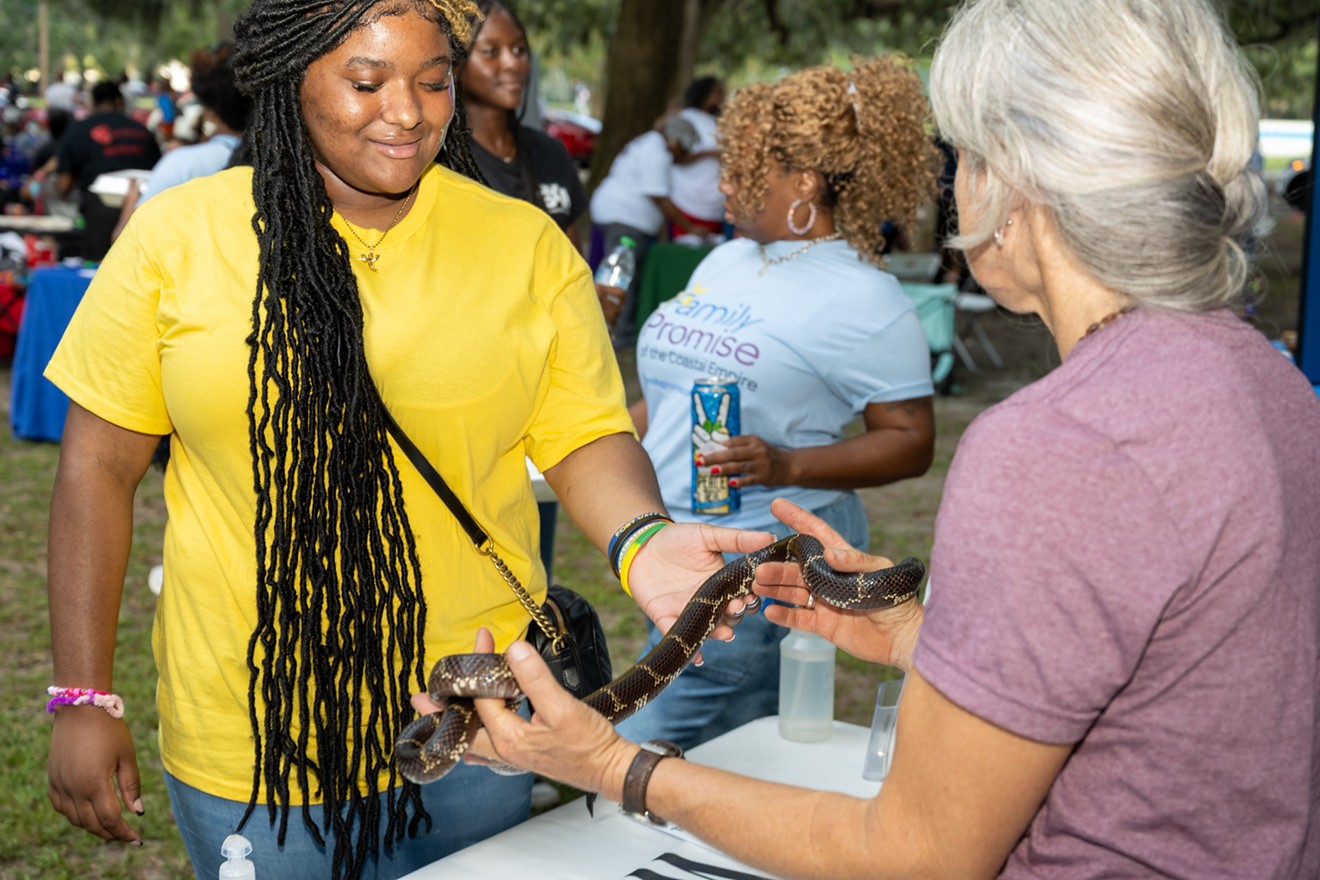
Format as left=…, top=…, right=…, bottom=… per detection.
left=45, top=163, right=633, bottom=801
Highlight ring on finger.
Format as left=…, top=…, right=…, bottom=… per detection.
left=805, top=593, right=816, bottom=611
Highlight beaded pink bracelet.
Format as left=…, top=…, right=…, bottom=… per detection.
left=46, top=686, right=124, bottom=719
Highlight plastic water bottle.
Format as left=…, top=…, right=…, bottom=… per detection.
left=594, top=236, right=637, bottom=290
left=219, top=834, right=256, bottom=879
left=778, top=629, right=836, bottom=742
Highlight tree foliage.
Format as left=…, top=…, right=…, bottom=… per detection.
left=2, top=0, right=1313, bottom=178
left=0, top=0, right=245, bottom=85
left=579, top=0, right=1316, bottom=183
left=523, top=0, right=1319, bottom=76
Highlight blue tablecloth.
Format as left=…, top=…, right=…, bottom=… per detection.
left=10, top=265, right=94, bottom=442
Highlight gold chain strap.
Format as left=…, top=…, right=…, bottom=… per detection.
left=479, top=543, right=567, bottom=652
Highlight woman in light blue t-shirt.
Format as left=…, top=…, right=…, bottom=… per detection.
left=618, top=57, right=938, bottom=750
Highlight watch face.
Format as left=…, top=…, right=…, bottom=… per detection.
left=642, top=739, right=683, bottom=757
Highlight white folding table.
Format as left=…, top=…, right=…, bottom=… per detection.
left=402, top=717, right=880, bottom=880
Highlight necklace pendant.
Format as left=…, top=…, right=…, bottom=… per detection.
left=359, top=251, right=379, bottom=271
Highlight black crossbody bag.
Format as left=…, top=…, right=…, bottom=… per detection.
left=381, top=411, right=613, bottom=699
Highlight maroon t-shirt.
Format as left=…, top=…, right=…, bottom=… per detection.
left=916, top=308, right=1320, bottom=878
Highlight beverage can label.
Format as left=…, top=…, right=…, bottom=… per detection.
left=24, top=234, right=56, bottom=270
left=691, top=377, right=741, bottom=515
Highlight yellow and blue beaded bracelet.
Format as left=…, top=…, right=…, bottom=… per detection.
left=617, top=520, right=672, bottom=597
left=607, top=512, right=673, bottom=578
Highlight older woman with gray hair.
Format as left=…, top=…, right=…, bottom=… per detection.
left=460, top=0, right=1320, bottom=877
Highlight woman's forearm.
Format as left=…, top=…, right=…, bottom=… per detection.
left=781, top=398, right=934, bottom=490
left=541, top=432, right=668, bottom=553
left=624, top=756, right=930, bottom=880
left=48, top=405, right=160, bottom=687
left=781, top=431, right=931, bottom=489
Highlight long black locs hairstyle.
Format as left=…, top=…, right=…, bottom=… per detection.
left=229, top=2, right=481, bottom=878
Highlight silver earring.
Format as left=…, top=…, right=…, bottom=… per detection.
left=993, top=217, right=1014, bottom=248
left=787, top=199, right=817, bottom=236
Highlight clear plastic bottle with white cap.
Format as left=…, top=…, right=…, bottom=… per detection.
left=594, top=236, right=637, bottom=290
left=219, top=834, right=256, bottom=880
left=778, top=628, right=836, bottom=742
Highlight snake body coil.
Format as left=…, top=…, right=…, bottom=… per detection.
left=395, top=533, right=925, bottom=783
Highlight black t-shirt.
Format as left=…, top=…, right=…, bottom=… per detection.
left=56, top=111, right=162, bottom=191
left=470, top=125, right=586, bottom=231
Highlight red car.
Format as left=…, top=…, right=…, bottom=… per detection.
left=542, top=108, right=600, bottom=167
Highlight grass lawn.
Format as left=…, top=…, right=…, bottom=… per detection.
left=0, top=209, right=1305, bottom=878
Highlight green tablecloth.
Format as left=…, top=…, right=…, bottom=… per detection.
left=631, top=242, right=714, bottom=341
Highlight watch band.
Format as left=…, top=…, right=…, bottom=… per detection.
left=622, top=739, right=684, bottom=825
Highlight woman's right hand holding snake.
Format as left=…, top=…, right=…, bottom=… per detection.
left=754, top=498, right=924, bottom=670
left=623, top=521, right=776, bottom=645
left=470, top=635, right=637, bottom=801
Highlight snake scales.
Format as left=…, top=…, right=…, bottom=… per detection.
left=395, top=533, right=925, bottom=784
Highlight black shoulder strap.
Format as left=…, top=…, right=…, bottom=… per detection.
left=380, top=409, right=488, bottom=549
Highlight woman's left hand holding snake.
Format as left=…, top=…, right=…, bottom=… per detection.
left=754, top=499, right=924, bottom=670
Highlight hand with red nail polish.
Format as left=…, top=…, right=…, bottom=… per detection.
left=695, top=434, right=794, bottom=490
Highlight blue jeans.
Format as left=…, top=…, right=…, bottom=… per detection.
left=616, top=493, right=869, bottom=750
left=165, top=759, right=532, bottom=880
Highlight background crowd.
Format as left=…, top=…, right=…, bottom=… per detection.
left=4, top=0, right=1317, bottom=879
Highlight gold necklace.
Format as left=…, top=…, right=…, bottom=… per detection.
left=757, top=232, right=843, bottom=276
left=336, top=185, right=417, bottom=271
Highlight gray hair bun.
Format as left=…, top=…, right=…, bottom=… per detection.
left=930, top=0, right=1269, bottom=312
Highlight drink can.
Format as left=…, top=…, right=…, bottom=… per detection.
left=691, top=377, right=741, bottom=515
left=24, top=234, right=56, bottom=270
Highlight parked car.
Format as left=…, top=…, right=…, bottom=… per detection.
left=542, top=107, right=600, bottom=167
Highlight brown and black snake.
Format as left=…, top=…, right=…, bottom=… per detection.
left=394, top=533, right=926, bottom=784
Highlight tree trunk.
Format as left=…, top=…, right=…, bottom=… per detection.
left=586, top=0, right=688, bottom=192
left=674, top=0, right=702, bottom=99
left=38, top=0, right=49, bottom=93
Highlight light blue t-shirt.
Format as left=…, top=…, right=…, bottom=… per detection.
left=636, top=236, right=933, bottom=531
left=140, top=134, right=241, bottom=202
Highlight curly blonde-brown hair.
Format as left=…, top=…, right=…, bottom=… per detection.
left=718, top=56, right=938, bottom=265
left=427, top=0, right=480, bottom=44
